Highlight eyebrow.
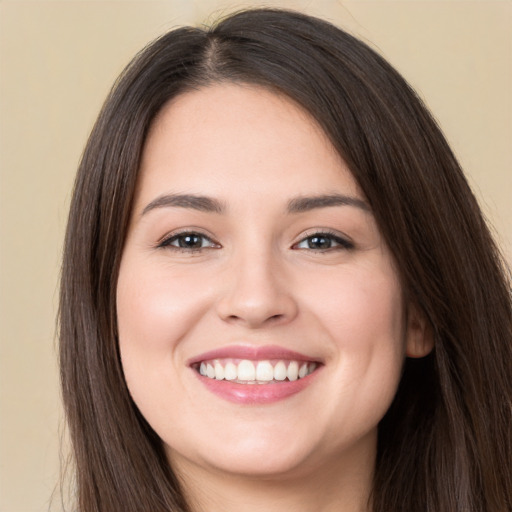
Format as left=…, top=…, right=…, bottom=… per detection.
left=141, top=192, right=370, bottom=217
left=141, top=193, right=225, bottom=216
left=287, top=194, right=370, bottom=213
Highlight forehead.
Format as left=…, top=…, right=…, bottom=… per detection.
left=135, top=83, right=363, bottom=210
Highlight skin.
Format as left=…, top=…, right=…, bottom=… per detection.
left=116, top=83, right=431, bottom=512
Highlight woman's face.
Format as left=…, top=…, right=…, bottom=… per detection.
left=117, top=83, right=429, bottom=480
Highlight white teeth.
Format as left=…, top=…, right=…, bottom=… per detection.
left=197, top=358, right=318, bottom=383
left=237, top=360, right=256, bottom=381
left=224, top=362, right=237, bottom=381
left=273, top=361, right=287, bottom=381
left=214, top=362, right=225, bottom=380
left=287, top=361, right=299, bottom=381
left=256, top=361, right=274, bottom=382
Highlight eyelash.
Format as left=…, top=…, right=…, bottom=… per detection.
left=157, top=231, right=219, bottom=252
left=157, top=229, right=354, bottom=253
left=293, top=230, right=354, bottom=252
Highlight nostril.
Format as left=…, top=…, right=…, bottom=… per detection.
left=225, top=312, right=286, bottom=327
left=216, top=283, right=299, bottom=328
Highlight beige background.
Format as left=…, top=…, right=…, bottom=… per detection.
left=0, top=1, right=510, bottom=510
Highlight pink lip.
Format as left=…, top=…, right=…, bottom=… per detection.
left=189, top=344, right=322, bottom=405
left=187, top=344, right=320, bottom=366
left=196, top=373, right=319, bottom=404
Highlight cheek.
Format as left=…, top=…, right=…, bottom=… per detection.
left=310, top=263, right=405, bottom=349
left=115, top=258, right=213, bottom=402
left=117, top=260, right=209, bottom=352
left=338, top=271, right=406, bottom=382
left=115, top=258, right=213, bottom=430
left=303, top=265, right=406, bottom=427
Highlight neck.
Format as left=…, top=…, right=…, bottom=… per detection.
left=173, top=433, right=375, bottom=512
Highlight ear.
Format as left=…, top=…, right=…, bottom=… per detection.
left=405, top=303, right=434, bottom=358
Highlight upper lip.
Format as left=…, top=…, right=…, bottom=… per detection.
left=187, top=344, right=322, bottom=366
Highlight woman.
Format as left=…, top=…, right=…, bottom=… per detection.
left=59, top=8, right=512, bottom=512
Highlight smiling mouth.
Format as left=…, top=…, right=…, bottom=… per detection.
left=193, top=359, right=318, bottom=384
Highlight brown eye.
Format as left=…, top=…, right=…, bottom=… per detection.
left=175, top=234, right=204, bottom=248
left=306, top=235, right=333, bottom=249
left=159, top=232, right=218, bottom=251
left=294, top=232, right=353, bottom=251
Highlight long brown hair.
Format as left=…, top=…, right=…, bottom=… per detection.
left=59, top=8, right=512, bottom=511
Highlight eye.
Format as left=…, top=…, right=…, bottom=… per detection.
left=293, top=231, right=353, bottom=251
left=158, top=231, right=219, bottom=251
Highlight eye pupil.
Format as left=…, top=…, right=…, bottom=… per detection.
left=308, top=236, right=332, bottom=249
left=178, top=234, right=202, bottom=248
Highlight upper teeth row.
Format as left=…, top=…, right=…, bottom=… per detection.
left=198, top=359, right=317, bottom=383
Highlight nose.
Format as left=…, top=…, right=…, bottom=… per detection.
left=215, top=249, right=299, bottom=329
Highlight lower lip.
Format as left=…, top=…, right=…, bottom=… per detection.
left=194, top=370, right=320, bottom=404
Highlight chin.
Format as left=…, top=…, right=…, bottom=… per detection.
left=166, top=427, right=324, bottom=480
